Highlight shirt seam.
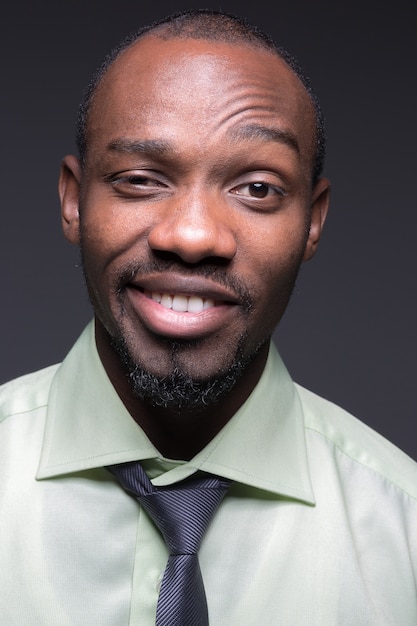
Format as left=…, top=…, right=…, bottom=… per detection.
left=199, top=458, right=309, bottom=494
left=41, top=448, right=155, bottom=469
left=305, top=424, right=417, bottom=502
left=0, top=403, right=48, bottom=424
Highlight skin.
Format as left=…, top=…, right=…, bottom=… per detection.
left=59, top=35, right=330, bottom=459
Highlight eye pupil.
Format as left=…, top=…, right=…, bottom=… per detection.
left=249, top=182, right=269, bottom=198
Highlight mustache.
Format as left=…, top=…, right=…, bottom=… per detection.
left=117, top=257, right=254, bottom=313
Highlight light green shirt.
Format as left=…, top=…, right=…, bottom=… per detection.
left=1, top=321, right=417, bottom=625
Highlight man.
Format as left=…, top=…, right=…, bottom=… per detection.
left=1, top=9, right=416, bottom=625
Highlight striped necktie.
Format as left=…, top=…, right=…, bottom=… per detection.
left=108, top=461, right=231, bottom=625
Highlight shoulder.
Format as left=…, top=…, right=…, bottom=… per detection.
left=295, top=383, right=417, bottom=501
left=0, top=365, right=60, bottom=424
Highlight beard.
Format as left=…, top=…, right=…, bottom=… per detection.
left=78, top=246, right=266, bottom=411
left=80, top=237, right=304, bottom=413
left=110, top=329, right=264, bottom=412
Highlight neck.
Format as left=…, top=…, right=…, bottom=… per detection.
left=95, top=320, right=268, bottom=460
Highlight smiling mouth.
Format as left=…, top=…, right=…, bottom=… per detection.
left=144, top=290, right=218, bottom=313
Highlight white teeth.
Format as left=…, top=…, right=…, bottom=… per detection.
left=203, top=298, right=214, bottom=310
left=161, top=294, right=173, bottom=309
left=148, top=291, right=215, bottom=312
left=188, top=296, right=205, bottom=313
left=172, top=295, right=188, bottom=312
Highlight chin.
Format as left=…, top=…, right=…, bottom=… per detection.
left=110, top=331, right=262, bottom=412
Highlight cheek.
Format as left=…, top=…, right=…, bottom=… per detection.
left=79, top=199, right=146, bottom=273
left=239, top=216, right=309, bottom=332
left=242, top=215, right=309, bottom=279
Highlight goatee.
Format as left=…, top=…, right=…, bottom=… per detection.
left=111, top=332, right=261, bottom=412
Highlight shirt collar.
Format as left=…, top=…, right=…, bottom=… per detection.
left=37, top=321, right=314, bottom=504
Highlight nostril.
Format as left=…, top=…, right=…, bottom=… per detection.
left=152, top=250, right=184, bottom=265
left=152, top=249, right=232, bottom=269
left=147, top=210, right=237, bottom=264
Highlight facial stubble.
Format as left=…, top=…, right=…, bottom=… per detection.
left=109, top=261, right=261, bottom=412
left=80, top=237, right=305, bottom=412
left=80, top=241, right=265, bottom=411
left=110, top=330, right=259, bottom=411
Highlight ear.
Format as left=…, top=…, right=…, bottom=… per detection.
left=303, top=177, right=330, bottom=262
left=59, top=155, right=82, bottom=245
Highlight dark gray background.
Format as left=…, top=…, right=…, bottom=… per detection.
left=1, top=1, right=416, bottom=458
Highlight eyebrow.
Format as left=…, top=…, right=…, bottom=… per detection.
left=107, top=138, right=176, bottom=158
left=107, top=123, right=300, bottom=159
left=227, top=123, right=300, bottom=153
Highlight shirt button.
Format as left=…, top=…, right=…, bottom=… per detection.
left=156, top=573, right=163, bottom=592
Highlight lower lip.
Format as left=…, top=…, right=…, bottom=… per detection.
left=125, top=287, right=236, bottom=339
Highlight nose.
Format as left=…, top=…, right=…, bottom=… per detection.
left=147, top=191, right=237, bottom=264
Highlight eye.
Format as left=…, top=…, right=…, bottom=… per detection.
left=106, top=170, right=169, bottom=198
left=243, top=182, right=274, bottom=198
left=230, top=180, right=285, bottom=200
left=111, top=173, right=165, bottom=187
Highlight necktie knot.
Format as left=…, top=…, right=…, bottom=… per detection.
left=141, top=479, right=230, bottom=554
left=107, top=461, right=231, bottom=625
left=108, top=462, right=230, bottom=555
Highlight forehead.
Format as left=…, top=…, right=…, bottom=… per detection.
left=87, top=36, right=316, bottom=167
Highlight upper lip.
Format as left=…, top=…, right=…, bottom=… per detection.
left=128, top=272, right=240, bottom=304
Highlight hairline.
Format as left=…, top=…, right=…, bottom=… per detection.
left=76, top=11, right=326, bottom=184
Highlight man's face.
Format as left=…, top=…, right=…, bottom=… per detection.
left=60, top=36, right=329, bottom=401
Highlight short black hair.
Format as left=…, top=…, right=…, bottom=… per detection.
left=76, top=9, right=326, bottom=183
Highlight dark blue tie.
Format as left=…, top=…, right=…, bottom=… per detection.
left=108, top=461, right=231, bottom=626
